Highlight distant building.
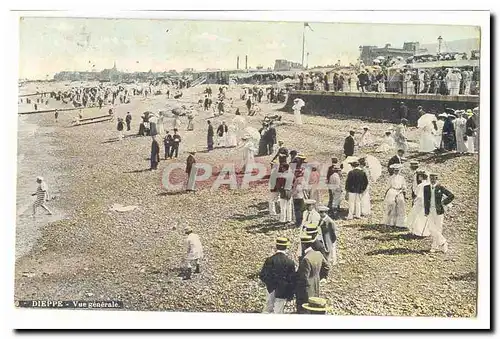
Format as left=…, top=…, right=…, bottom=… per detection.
left=359, top=42, right=427, bottom=65
left=274, top=59, right=304, bottom=71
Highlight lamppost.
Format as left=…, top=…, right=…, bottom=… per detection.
left=437, top=36, right=443, bottom=54
left=306, top=52, right=310, bottom=69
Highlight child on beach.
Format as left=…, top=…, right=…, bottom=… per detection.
left=32, top=177, right=52, bottom=217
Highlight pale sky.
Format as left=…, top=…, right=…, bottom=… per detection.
left=19, top=17, right=480, bottom=80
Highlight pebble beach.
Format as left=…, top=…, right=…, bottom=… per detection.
left=14, top=83, right=478, bottom=316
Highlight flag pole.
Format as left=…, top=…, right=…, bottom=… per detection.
left=301, top=24, right=306, bottom=67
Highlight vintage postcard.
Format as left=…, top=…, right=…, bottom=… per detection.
left=11, top=10, right=490, bottom=330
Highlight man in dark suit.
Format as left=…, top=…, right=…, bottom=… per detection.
left=424, top=173, right=454, bottom=253
left=259, top=237, right=297, bottom=313
left=169, top=128, right=181, bottom=158
left=295, top=235, right=329, bottom=314
left=267, top=121, right=277, bottom=155
left=344, top=159, right=368, bottom=220
left=387, top=149, right=404, bottom=175
left=343, top=130, right=355, bottom=158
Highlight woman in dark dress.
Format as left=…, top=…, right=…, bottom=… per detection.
left=442, top=115, right=457, bottom=151
left=207, top=120, right=214, bottom=151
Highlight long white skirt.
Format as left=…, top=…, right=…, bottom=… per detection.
left=382, top=189, right=406, bottom=227
left=360, top=186, right=371, bottom=216
left=406, top=198, right=431, bottom=236
left=456, top=130, right=468, bottom=153
left=293, top=109, right=303, bottom=125
left=466, top=135, right=475, bottom=153
left=226, top=132, right=238, bottom=147
left=419, top=131, right=436, bottom=153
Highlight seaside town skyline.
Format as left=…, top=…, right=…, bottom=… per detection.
left=19, top=18, right=480, bottom=80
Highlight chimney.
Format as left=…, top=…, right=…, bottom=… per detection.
left=237, top=56, right=240, bottom=70
left=245, top=55, right=248, bottom=70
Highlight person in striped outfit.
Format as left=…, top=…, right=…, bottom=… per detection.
left=32, top=176, right=53, bottom=217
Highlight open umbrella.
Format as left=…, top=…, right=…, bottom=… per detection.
left=417, top=113, right=437, bottom=129
left=341, top=156, right=358, bottom=174
left=365, top=155, right=382, bottom=182
left=243, top=126, right=261, bottom=144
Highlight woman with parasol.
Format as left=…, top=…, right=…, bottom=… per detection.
left=381, top=163, right=407, bottom=228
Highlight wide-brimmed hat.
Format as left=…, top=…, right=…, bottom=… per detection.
left=304, top=199, right=316, bottom=205
left=276, top=237, right=290, bottom=247
left=317, top=205, right=329, bottom=212
left=429, top=172, right=439, bottom=177
left=390, top=163, right=403, bottom=170
left=438, top=113, right=448, bottom=118
left=184, top=226, right=193, bottom=233
left=188, top=150, right=196, bottom=154
left=36, top=176, right=43, bottom=181
left=409, top=160, right=419, bottom=166
left=302, top=297, right=330, bottom=313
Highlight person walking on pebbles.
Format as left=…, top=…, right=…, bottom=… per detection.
left=344, top=158, right=368, bottom=220
left=185, top=151, right=197, bottom=192
left=169, top=128, right=182, bottom=159
left=32, top=176, right=53, bottom=217
left=382, top=164, right=407, bottom=228
left=125, top=112, right=132, bottom=131
left=259, top=237, right=297, bottom=314
left=343, top=130, right=356, bottom=158
left=295, top=234, right=329, bottom=314
left=116, top=118, right=125, bottom=140
left=183, top=227, right=203, bottom=280
left=424, top=173, right=454, bottom=253
left=150, top=135, right=160, bottom=171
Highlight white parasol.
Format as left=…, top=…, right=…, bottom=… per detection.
left=417, top=113, right=438, bottom=129
left=365, top=155, right=382, bottom=182
left=293, top=98, right=305, bottom=108
left=341, top=156, right=358, bottom=174
left=372, top=59, right=381, bottom=64
left=243, top=126, right=261, bottom=144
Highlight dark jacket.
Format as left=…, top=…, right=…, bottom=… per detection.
left=423, top=184, right=454, bottom=215
left=343, top=135, right=355, bottom=156
left=207, top=125, right=214, bottom=137
left=217, top=124, right=228, bottom=136
left=150, top=140, right=160, bottom=163
left=172, top=133, right=181, bottom=145
left=345, top=168, right=368, bottom=194
left=164, top=134, right=173, bottom=146
left=186, top=154, right=196, bottom=174
left=125, top=114, right=132, bottom=122
left=466, top=117, right=477, bottom=137
left=259, top=252, right=297, bottom=300
left=267, top=126, right=277, bottom=144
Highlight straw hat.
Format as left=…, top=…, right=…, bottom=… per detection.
left=389, top=163, right=403, bottom=170
left=304, top=199, right=316, bottom=205
left=300, top=234, right=314, bottom=244
left=276, top=237, right=290, bottom=247
left=302, top=297, right=331, bottom=313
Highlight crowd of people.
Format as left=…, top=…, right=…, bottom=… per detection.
left=31, top=76, right=480, bottom=315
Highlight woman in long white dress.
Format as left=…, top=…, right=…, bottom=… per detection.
left=226, top=124, right=238, bottom=147
left=393, top=121, right=409, bottom=153
left=435, top=113, right=447, bottom=149
left=418, top=113, right=438, bottom=153
left=241, top=136, right=257, bottom=173
left=382, top=164, right=407, bottom=228
left=359, top=157, right=371, bottom=217
left=358, top=126, right=374, bottom=148
left=375, top=131, right=395, bottom=153
left=453, top=111, right=469, bottom=153
left=292, top=98, right=305, bottom=125
left=406, top=172, right=431, bottom=237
